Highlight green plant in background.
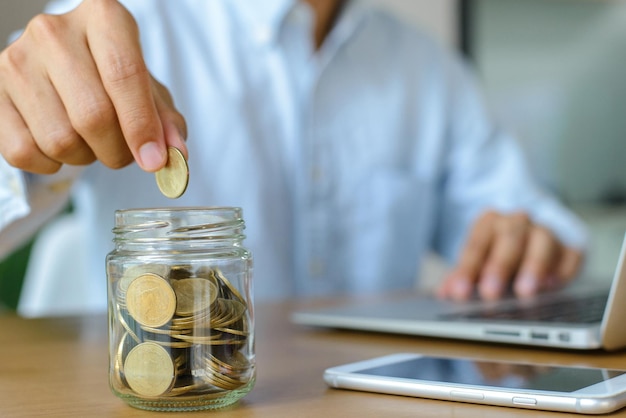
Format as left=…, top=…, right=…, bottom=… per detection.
left=0, top=204, right=73, bottom=312
left=0, top=239, right=34, bottom=311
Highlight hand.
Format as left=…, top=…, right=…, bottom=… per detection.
left=0, top=0, right=187, bottom=175
left=437, top=210, right=584, bottom=301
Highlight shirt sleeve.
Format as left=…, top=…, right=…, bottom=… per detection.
left=433, top=53, right=588, bottom=263
left=0, top=158, right=30, bottom=231
left=0, top=158, right=81, bottom=261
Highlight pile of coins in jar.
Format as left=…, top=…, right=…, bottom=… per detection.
left=109, top=263, right=253, bottom=399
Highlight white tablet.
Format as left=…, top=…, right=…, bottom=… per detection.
left=324, top=353, right=626, bottom=414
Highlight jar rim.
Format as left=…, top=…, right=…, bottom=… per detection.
left=115, top=207, right=242, bottom=216
left=112, top=207, right=245, bottom=242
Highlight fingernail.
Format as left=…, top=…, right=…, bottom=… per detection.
left=515, top=273, right=538, bottom=297
left=451, top=278, right=472, bottom=300
left=480, top=274, right=504, bottom=300
left=138, top=141, right=165, bottom=172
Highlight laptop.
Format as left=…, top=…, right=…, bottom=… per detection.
left=291, top=234, right=626, bottom=351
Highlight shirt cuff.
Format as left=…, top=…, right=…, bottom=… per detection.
left=0, top=157, right=30, bottom=230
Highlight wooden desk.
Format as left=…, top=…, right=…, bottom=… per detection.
left=1, top=299, right=626, bottom=417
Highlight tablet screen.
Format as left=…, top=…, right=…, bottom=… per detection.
left=356, top=357, right=626, bottom=392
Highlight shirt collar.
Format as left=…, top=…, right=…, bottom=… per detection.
left=322, top=0, right=369, bottom=54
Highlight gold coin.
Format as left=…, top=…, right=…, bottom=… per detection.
left=123, top=264, right=170, bottom=283
left=113, top=332, right=134, bottom=390
left=117, top=307, right=142, bottom=344
left=126, top=273, right=176, bottom=328
left=172, top=278, right=218, bottom=316
left=168, top=265, right=193, bottom=280
left=117, top=264, right=170, bottom=302
left=213, top=268, right=246, bottom=305
left=142, top=338, right=193, bottom=349
left=214, top=326, right=248, bottom=337
left=124, top=342, right=176, bottom=397
left=154, top=146, right=189, bottom=199
left=211, top=298, right=246, bottom=328
left=208, top=351, right=250, bottom=373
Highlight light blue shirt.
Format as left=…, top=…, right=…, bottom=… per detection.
left=0, top=0, right=587, bottom=307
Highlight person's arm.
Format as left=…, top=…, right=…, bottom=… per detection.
left=433, top=53, right=587, bottom=301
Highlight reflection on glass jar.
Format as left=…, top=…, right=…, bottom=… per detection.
left=106, top=207, right=254, bottom=411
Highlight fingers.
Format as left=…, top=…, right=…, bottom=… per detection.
left=514, top=231, right=583, bottom=297
left=4, top=17, right=99, bottom=167
left=152, top=76, right=188, bottom=159
left=0, top=0, right=187, bottom=175
left=556, top=247, right=584, bottom=283
left=0, top=21, right=66, bottom=173
left=478, top=213, right=530, bottom=300
left=438, top=211, right=530, bottom=301
left=437, top=211, right=496, bottom=300
left=438, top=210, right=584, bottom=301
left=514, top=227, right=560, bottom=297
left=0, top=94, right=61, bottom=174
left=78, top=1, right=165, bottom=171
left=35, top=12, right=129, bottom=169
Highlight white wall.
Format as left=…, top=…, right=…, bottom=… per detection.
left=473, top=0, right=626, bottom=206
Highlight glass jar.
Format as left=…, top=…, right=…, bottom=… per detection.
left=106, top=207, right=254, bottom=411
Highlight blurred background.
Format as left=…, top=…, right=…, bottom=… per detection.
left=1, top=0, right=625, bottom=311
left=468, top=0, right=626, bottom=284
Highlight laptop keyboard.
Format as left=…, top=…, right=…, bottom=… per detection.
left=442, top=293, right=608, bottom=324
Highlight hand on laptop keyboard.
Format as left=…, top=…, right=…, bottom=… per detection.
left=436, top=210, right=584, bottom=302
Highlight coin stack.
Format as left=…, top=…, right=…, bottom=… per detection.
left=111, top=263, right=253, bottom=399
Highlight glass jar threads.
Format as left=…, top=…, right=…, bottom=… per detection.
left=106, top=207, right=254, bottom=411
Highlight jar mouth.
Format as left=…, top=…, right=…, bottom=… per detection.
left=114, top=207, right=242, bottom=218
left=112, top=207, right=245, bottom=243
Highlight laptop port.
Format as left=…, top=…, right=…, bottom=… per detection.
left=558, top=332, right=571, bottom=342
left=485, top=330, right=520, bottom=337
left=530, top=331, right=549, bottom=340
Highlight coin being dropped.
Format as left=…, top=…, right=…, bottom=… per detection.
left=155, top=146, right=189, bottom=199
left=126, top=273, right=177, bottom=328
left=124, top=342, right=175, bottom=397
